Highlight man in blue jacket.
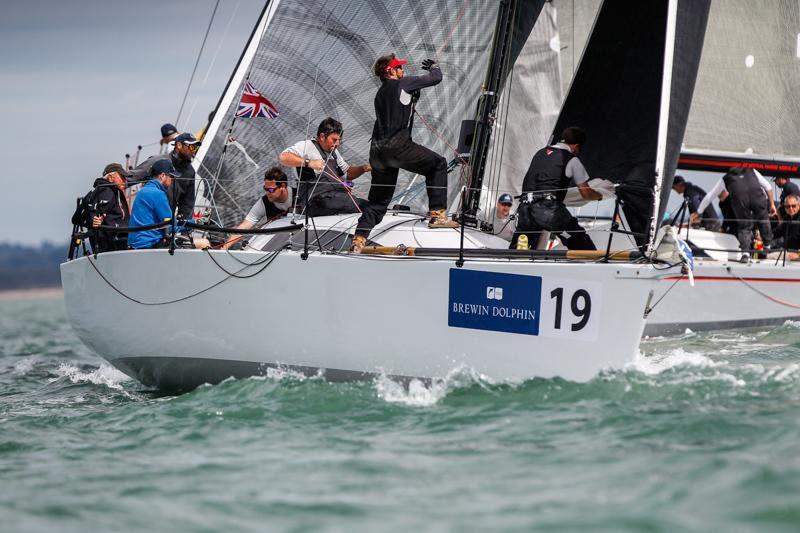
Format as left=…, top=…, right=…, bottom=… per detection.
left=129, top=159, right=209, bottom=249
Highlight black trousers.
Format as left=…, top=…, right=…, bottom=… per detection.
left=510, top=199, right=596, bottom=250
left=355, top=135, right=447, bottom=238
left=306, top=193, right=368, bottom=217
left=730, top=193, right=772, bottom=252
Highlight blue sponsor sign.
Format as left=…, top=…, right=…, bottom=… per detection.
left=448, top=269, right=542, bottom=336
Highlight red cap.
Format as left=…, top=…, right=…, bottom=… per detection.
left=385, top=58, right=407, bottom=71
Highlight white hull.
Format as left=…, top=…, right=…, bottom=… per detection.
left=61, top=244, right=659, bottom=390
left=644, top=259, right=800, bottom=336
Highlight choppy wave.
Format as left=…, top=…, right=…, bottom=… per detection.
left=5, top=298, right=800, bottom=531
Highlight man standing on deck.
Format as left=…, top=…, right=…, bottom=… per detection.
left=351, top=54, right=457, bottom=253
left=693, top=167, right=776, bottom=259
left=511, top=127, right=602, bottom=250
left=130, top=133, right=202, bottom=223
left=279, top=117, right=370, bottom=216
left=671, top=175, right=721, bottom=232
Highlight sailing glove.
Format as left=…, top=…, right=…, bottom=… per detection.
left=421, top=59, right=437, bottom=71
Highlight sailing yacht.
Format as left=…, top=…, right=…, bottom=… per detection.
left=61, top=0, right=705, bottom=391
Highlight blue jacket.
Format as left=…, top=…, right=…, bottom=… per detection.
left=129, top=179, right=177, bottom=249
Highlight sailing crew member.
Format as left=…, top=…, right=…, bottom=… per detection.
left=351, top=54, right=457, bottom=253
left=222, top=167, right=293, bottom=249
left=129, top=159, right=210, bottom=250
left=130, top=132, right=202, bottom=222
left=279, top=118, right=370, bottom=216
left=694, top=167, right=776, bottom=257
left=773, top=194, right=800, bottom=252
left=487, top=193, right=516, bottom=242
left=511, top=127, right=602, bottom=250
left=774, top=176, right=800, bottom=217
left=160, top=123, right=179, bottom=151
left=671, top=175, right=721, bottom=232
left=71, top=163, right=130, bottom=253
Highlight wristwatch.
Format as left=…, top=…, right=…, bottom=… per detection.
left=303, top=158, right=310, bottom=167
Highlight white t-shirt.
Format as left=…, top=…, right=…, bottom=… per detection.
left=282, top=140, right=350, bottom=189
left=244, top=188, right=294, bottom=224
left=551, top=142, right=590, bottom=184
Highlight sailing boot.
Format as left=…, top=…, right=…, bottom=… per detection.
left=428, top=209, right=459, bottom=229
left=350, top=234, right=366, bottom=254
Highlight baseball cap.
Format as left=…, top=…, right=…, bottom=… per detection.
left=498, top=193, right=513, bottom=205
left=175, top=132, right=201, bottom=146
left=385, top=57, right=407, bottom=71
left=161, top=123, right=178, bottom=138
left=102, top=163, right=128, bottom=179
left=151, top=159, right=181, bottom=177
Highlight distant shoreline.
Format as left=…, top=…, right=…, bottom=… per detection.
left=0, top=287, right=63, bottom=301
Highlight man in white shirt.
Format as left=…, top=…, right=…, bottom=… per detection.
left=279, top=117, right=370, bottom=216
left=694, top=167, right=776, bottom=255
left=222, top=167, right=293, bottom=249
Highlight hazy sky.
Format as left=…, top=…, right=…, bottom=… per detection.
left=0, top=0, right=263, bottom=245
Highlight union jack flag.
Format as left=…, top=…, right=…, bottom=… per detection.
left=236, top=82, right=279, bottom=118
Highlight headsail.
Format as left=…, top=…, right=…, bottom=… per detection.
left=193, top=0, right=501, bottom=227
left=680, top=0, right=800, bottom=175
left=549, top=0, right=710, bottom=250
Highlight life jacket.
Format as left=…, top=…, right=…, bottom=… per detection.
left=722, top=167, right=763, bottom=200
left=521, top=146, right=575, bottom=202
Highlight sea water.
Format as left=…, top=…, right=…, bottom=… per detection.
left=2, top=297, right=800, bottom=532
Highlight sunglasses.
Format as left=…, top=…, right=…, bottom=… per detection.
left=787, top=204, right=799, bottom=209
left=264, top=186, right=282, bottom=193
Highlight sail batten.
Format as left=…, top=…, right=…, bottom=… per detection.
left=194, top=0, right=502, bottom=227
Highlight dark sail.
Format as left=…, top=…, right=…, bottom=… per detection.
left=549, top=0, right=710, bottom=248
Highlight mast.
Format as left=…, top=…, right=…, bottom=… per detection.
left=462, top=0, right=518, bottom=227
left=647, top=0, right=678, bottom=255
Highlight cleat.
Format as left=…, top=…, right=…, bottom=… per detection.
left=428, top=209, right=459, bottom=229
left=350, top=234, right=366, bottom=254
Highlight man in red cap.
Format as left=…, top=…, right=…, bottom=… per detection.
left=351, top=53, right=456, bottom=253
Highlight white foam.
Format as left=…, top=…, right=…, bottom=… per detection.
left=627, top=348, right=718, bottom=376
left=12, top=358, right=35, bottom=375
left=50, top=362, right=131, bottom=391
left=374, top=365, right=492, bottom=407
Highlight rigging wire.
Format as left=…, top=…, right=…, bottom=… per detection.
left=176, top=0, right=221, bottom=127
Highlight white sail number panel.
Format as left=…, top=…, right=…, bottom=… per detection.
left=448, top=269, right=602, bottom=341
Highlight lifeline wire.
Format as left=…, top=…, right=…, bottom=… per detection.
left=85, top=249, right=280, bottom=306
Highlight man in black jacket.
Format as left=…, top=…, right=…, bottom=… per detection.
left=511, top=127, right=602, bottom=250
left=130, top=132, right=201, bottom=221
left=72, top=163, right=130, bottom=253
left=671, top=175, right=721, bottom=231
left=351, top=54, right=456, bottom=253
left=774, top=194, right=800, bottom=251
